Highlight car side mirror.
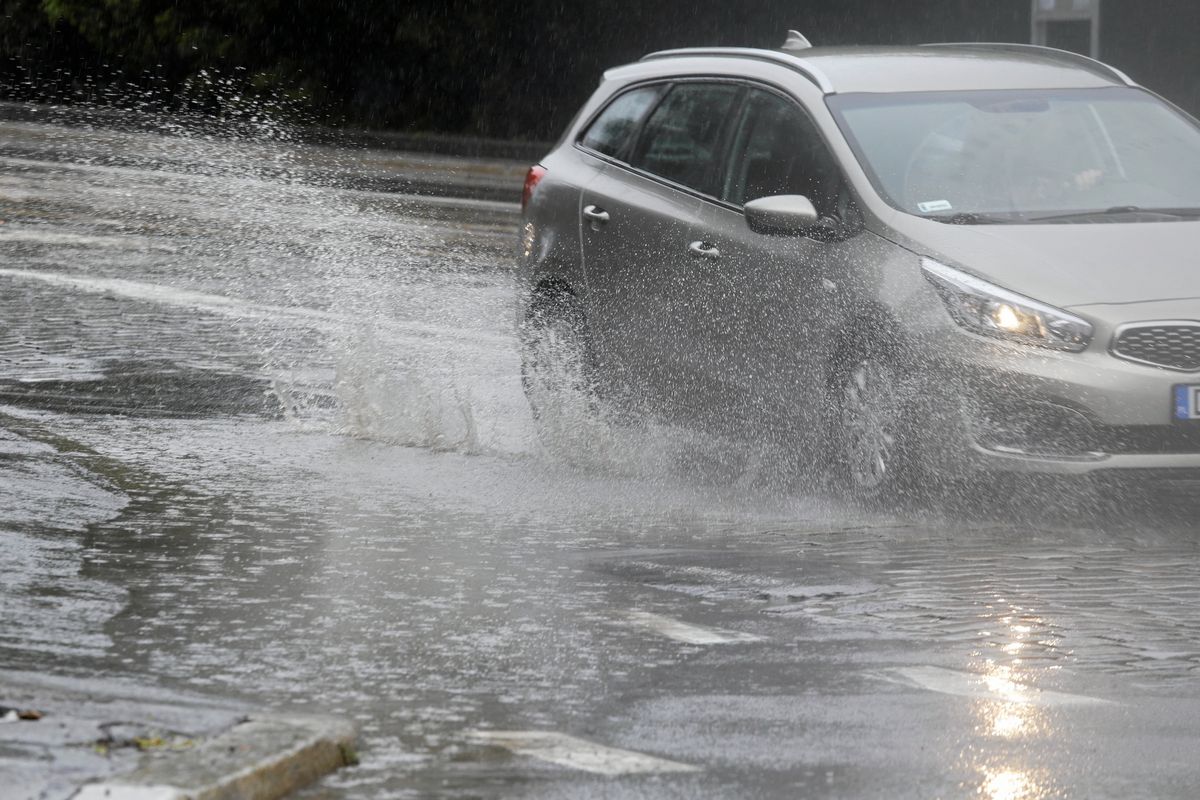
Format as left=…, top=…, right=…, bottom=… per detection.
left=743, top=194, right=820, bottom=236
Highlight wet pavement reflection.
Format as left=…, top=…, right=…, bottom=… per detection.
left=1, top=118, right=1199, bottom=798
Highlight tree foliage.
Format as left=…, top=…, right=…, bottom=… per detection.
left=0, top=0, right=1029, bottom=139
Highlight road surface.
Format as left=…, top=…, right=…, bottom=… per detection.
left=2, top=115, right=1199, bottom=799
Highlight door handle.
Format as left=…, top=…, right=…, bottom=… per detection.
left=687, top=241, right=721, bottom=261
left=582, top=205, right=610, bottom=228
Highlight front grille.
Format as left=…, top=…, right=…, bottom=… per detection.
left=1112, top=323, right=1200, bottom=371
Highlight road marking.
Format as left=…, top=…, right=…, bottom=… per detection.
left=466, top=730, right=700, bottom=775
left=623, top=610, right=763, bottom=645
left=0, top=229, right=179, bottom=251
left=886, top=666, right=1112, bottom=706
left=0, top=267, right=509, bottom=347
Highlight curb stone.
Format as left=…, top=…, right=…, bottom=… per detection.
left=71, top=714, right=356, bottom=800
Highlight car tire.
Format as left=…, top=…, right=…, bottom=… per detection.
left=827, top=331, right=921, bottom=505
left=519, top=289, right=598, bottom=429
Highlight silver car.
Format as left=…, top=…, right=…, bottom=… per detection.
left=517, top=37, right=1200, bottom=500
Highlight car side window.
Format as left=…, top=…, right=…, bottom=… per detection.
left=723, top=89, right=842, bottom=215
left=579, top=85, right=665, bottom=159
left=628, top=82, right=742, bottom=196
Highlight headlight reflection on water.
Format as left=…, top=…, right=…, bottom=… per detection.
left=980, top=700, right=1044, bottom=739
left=983, top=666, right=1033, bottom=705
left=968, top=604, right=1060, bottom=800
left=970, top=673, right=1055, bottom=798
left=980, top=768, right=1041, bottom=800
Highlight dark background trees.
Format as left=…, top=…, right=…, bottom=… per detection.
left=0, top=1, right=1186, bottom=142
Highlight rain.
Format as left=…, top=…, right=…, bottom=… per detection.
left=2, top=2, right=1200, bottom=799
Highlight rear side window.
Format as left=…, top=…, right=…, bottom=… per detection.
left=629, top=83, right=742, bottom=196
left=579, top=86, right=664, bottom=159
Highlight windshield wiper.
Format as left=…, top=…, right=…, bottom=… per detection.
left=919, top=212, right=1016, bottom=225
left=1029, top=206, right=1200, bottom=223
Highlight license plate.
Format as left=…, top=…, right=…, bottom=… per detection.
left=1174, top=385, right=1200, bottom=421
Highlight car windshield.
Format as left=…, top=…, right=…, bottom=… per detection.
left=827, top=87, right=1200, bottom=222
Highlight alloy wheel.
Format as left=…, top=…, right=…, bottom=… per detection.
left=839, top=357, right=902, bottom=495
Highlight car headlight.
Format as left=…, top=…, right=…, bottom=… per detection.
left=921, top=258, right=1093, bottom=352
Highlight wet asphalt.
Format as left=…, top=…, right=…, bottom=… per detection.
left=2, top=116, right=1200, bottom=799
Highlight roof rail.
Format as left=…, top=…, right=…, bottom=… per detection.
left=639, top=47, right=836, bottom=94
left=920, top=42, right=1136, bottom=86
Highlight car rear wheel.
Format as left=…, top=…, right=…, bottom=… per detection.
left=520, top=290, right=598, bottom=429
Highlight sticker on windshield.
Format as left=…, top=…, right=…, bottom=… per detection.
left=917, top=200, right=953, bottom=213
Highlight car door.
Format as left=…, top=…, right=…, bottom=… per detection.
left=579, top=81, right=743, bottom=415
left=684, top=87, right=857, bottom=436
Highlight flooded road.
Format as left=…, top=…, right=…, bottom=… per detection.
left=2, top=116, right=1200, bottom=799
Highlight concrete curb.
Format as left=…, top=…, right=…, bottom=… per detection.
left=71, top=714, right=356, bottom=800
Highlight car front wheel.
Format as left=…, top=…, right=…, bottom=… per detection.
left=829, top=335, right=918, bottom=503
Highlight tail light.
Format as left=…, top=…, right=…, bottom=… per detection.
left=522, top=165, right=546, bottom=212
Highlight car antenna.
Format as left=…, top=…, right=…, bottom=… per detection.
left=782, top=30, right=813, bottom=51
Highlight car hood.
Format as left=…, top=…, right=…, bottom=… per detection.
left=883, top=214, right=1200, bottom=310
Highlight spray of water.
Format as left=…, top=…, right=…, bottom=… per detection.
left=0, top=76, right=842, bottom=506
